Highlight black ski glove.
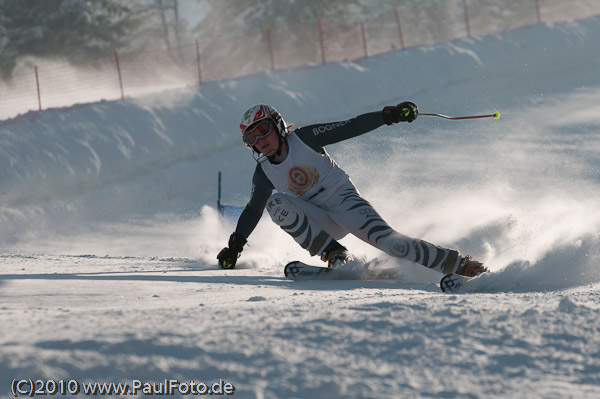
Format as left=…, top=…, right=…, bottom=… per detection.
left=382, top=101, right=418, bottom=124
left=217, top=232, right=247, bottom=269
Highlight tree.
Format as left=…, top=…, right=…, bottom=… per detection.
left=191, top=0, right=401, bottom=38
left=0, top=0, right=146, bottom=78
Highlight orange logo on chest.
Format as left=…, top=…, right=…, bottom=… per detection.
left=288, top=166, right=319, bottom=195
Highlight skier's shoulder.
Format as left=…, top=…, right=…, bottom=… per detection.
left=253, top=161, right=275, bottom=189
left=253, top=161, right=267, bottom=179
left=290, top=126, right=323, bottom=152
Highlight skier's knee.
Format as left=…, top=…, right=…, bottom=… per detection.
left=265, top=194, right=335, bottom=256
left=266, top=193, right=295, bottom=225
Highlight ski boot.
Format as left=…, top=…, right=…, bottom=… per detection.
left=455, top=256, right=488, bottom=277
left=320, top=241, right=353, bottom=268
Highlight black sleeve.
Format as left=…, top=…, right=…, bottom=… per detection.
left=294, top=111, right=386, bottom=150
left=234, top=164, right=273, bottom=239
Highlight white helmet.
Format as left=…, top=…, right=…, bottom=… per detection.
left=239, top=104, right=289, bottom=140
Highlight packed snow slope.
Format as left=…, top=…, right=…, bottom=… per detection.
left=1, top=16, right=600, bottom=399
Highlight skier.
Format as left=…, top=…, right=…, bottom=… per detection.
left=217, top=103, right=486, bottom=277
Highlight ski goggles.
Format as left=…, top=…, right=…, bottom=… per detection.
left=242, top=120, right=274, bottom=146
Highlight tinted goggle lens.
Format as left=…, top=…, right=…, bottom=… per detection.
left=243, top=120, right=273, bottom=146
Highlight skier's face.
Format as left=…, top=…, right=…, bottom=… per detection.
left=243, top=120, right=274, bottom=146
left=252, top=123, right=280, bottom=156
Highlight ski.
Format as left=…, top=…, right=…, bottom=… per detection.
left=284, top=259, right=399, bottom=281
left=284, top=261, right=339, bottom=280
left=440, top=273, right=473, bottom=293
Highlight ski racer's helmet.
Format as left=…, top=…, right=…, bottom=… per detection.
left=240, top=104, right=289, bottom=144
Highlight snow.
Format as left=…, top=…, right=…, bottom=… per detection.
left=2, top=16, right=600, bottom=399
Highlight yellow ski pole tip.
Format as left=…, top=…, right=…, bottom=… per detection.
left=493, top=111, right=501, bottom=119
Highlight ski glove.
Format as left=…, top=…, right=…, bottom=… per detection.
left=382, top=101, right=418, bottom=124
left=217, top=232, right=247, bottom=269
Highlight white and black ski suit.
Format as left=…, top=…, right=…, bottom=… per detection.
left=234, top=111, right=461, bottom=274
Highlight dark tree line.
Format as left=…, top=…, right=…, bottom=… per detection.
left=0, top=0, right=415, bottom=79
left=0, top=0, right=187, bottom=78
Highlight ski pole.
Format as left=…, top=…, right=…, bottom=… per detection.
left=419, top=111, right=500, bottom=120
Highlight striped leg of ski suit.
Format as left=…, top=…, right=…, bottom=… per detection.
left=266, top=184, right=460, bottom=274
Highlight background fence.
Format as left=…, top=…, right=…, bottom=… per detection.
left=2, top=0, right=600, bottom=122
